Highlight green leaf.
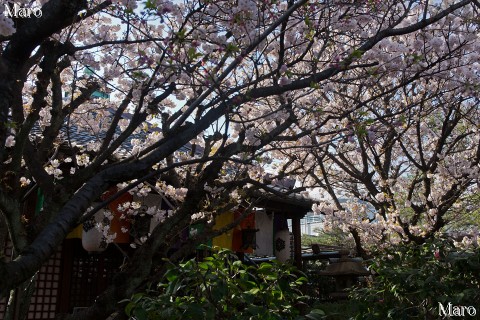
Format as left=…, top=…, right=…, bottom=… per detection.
left=258, top=263, right=274, bottom=272
left=176, top=29, right=186, bottom=41
left=233, top=260, right=243, bottom=267
left=187, top=47, right=202, bottom=60
left=305, top=16, right=311, bottom=27
left=351, top=49, right=365, bottom=59
left=198, top=262, right=210, bottom=270
left=305, top=309, right=326, bottom=319
left=183, top=303, right=205, bottom=318
left=144, top=0, right=156, bottom=10
left=246, top=305, right=265, bottom=315
left=248, top=287, right=260, bottom=295
left=165, top=269, right=179, bottom=282
left=226, top=43, right=240, bottom=55
left=309, top=81, right=320, bottom=89
left=131, top=293, right=144, bottom=303
left=124, top=302, right=135, bottom=316
left=211, top=280, right=227, bottom=301
left=133, top=307, right=148, bottom=320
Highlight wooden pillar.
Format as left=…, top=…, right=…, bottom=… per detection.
left=292, top=217, right=302, bottom=270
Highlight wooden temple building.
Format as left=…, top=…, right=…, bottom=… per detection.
left=1, top=74, right=317, bottom=318
left=0, top=181, right=314, bottom=319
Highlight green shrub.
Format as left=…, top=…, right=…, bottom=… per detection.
left=350, top=239, right=480, bottom=319
left=124, top=248, right=325, bottom=320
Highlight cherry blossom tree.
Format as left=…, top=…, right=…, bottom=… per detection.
left=289, top=2, right=480, bottom=255
left=0, top=0, right=479, bottom=318
left=308, top=87, right=480, bottom=256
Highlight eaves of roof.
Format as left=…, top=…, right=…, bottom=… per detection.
left=249, top=185, right=313, bottom=218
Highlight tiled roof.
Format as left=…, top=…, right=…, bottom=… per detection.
left=246, top=175, right=314, bottom=211
left=30, top=114, right=198, bottom=156
left=249, top=184, right=314, bottom=212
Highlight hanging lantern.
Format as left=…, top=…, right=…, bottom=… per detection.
left=254, top=210, right=274, bottom=256
left=81, top=188, right=133, bottom=251
left=82, top=209, right=108, bottom=252
left=274, top=229, right=292, bottom=263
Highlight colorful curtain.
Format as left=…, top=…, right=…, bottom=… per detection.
left=232, top=211, right=256, bottom=253
left=212, top=212, right=234, bottom=249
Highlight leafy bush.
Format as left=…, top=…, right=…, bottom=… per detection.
left=125, top=248, right=325, bottom=320
left=351, top=239, right=480, bottom=319
left=311, top=301, right=360, bottom=320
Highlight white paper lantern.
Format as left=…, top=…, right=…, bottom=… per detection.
left=254, top=211, right=274, bottom=256
left=82, top=209, right=108, bottom=252
left=274, top=229, right=291, bottom=263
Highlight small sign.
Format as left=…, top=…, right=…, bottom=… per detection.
left=439, top=302, right=477, bottom=317
left=3, top=3, right=42, bottom=18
